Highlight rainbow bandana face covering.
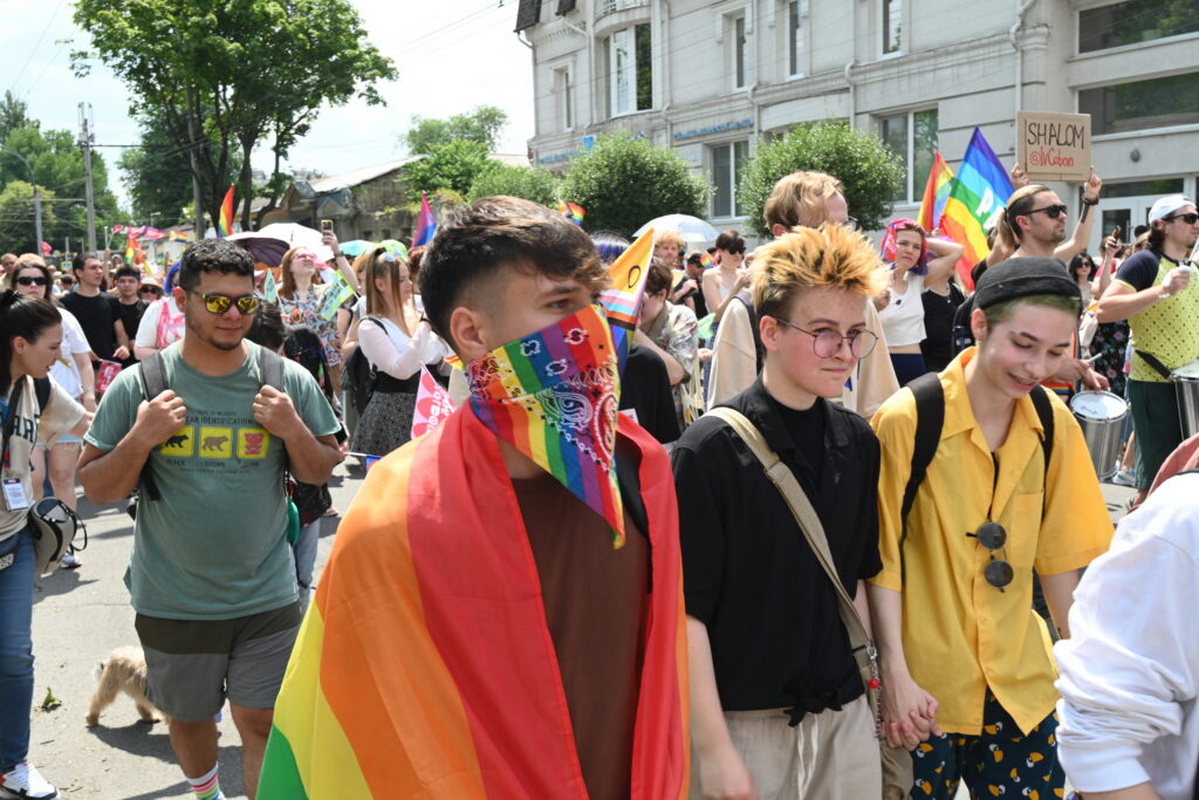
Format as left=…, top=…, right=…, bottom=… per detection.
left=466, top=304, right=626, bottom=547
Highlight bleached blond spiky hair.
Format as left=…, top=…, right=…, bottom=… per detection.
left=752, top=224, right=887, bottom=321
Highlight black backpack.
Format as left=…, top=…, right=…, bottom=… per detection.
left=898, top=372, right=1055, bottom=579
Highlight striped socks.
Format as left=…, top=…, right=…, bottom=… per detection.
left=187, top=763, right=225, bottom=800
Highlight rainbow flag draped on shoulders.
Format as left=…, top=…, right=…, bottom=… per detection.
left=258, top=408, right=689, bottom=800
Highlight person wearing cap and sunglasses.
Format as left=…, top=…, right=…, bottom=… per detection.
left=1096, top=194, right=1199, bottom=509
left=78, top=239, right=343, bottom=800
left=868, top=257, right=1114, bottom=800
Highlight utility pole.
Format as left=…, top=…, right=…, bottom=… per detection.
left=78, top=103, right=98, bottom=251
left=0, top=146, right=44, bottom=253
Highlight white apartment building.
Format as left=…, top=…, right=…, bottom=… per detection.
left=515, top=0, right=1199, bottom=246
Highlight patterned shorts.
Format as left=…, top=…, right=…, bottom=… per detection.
left=909, top=690, right=1064, bottom=800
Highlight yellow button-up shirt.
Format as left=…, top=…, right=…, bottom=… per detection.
left=870, top=349, right=1113, bottom=736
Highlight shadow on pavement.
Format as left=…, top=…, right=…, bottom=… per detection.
left=33, top=571, right=99, bottom=602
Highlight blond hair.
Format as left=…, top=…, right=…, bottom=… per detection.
left=763, top=171, right=844, bottom=231
left=654, top=229, right=686, bottom=254
left=752, top=224, right=886, bottom=320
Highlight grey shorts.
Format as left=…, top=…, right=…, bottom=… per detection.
left=134, top=602, right=302, bottom=723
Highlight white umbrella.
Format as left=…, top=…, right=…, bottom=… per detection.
left=230, top=222, right=334, bottom=265
left=634, top=214, right=720, bottom=243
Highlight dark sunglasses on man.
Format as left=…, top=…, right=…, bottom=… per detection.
left=1165, top=212, right=1199, bottom=225
left=1026, top=204, right=1069, bottom=220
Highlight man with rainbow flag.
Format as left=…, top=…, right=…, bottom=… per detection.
left=258, top=197, right=689, bottom=799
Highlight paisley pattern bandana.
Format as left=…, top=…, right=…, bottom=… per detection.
left=467, top=304, right=625, bottom=548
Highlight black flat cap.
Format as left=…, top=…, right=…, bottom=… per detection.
left=972, top=256, right=1081, bottom=312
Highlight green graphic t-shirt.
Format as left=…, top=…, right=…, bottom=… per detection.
left=85, top=341, right=341, bottom=619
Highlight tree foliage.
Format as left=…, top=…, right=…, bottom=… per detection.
left=737, top=120, right=904, bottom=236
left=467, top=163, right=560, bottom=206
left=560, top=133, right=708, bottom=238
left=0, top=94, right=120, bottom=253
left=118, top=113, right=224, bottom=228
left=402, top=106, right=509, bottom=155
left=400, top=140, right=493, bottom=202
left=73, top=0, right=396, bottom=230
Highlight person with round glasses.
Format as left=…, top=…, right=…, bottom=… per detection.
left=675, top=225, right=893, bottom=799
left=869, top=257, right=1114, bottom=800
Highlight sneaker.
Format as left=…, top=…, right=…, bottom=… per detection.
left=1112, top=469, right=1136, bottom=487
left=0, top=760, right=58, bottom=799
left=60, top=553, right=81, bottom=570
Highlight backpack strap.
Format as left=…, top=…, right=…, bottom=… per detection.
left=734, top=294, right=764, bottom=374
left=1028, top=384, right=1055, bottom=476
left=136, top=351, right=168, bottom=501
left=899, top=372, right=944, bottom=583
left=34, top=376, right=51, bottom=411
left=259, top=346, right=286, bottom=392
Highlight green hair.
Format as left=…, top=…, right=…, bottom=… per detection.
left=981, top=293, right=1082, bottom=326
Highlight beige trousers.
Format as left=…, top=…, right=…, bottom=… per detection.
left=692, top=695, right=881, bottom=800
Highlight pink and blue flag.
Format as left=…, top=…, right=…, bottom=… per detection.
left=412, top=193, right=436, bottom=248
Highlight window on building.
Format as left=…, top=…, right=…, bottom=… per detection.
left=883, top=0, right=901, bottom=54
left=880, top=108, right=938, bottom=204
left=554, top=67, right=574, bottom=131
left=788, top=0, right=806, bottom=77
left=1079, top=71, right=1199, bottom=135
left=1079, top=0, right=1199, bottom=53
left=712, top=141, right=750, bottom=219
left=603, top=23, right=652, bottom=116
left=733, top=15, right=747, bottom=89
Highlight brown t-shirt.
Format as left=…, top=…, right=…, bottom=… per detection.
left=513, top=471, right=648, bottom=800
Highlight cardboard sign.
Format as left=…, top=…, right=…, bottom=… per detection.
left=1017, top=111, right=1092, bottom=182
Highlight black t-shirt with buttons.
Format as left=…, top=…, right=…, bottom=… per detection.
left=672, top=379, right=882, bottom=723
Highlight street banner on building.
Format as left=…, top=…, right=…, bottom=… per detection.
left=1017, top=111, right=1092, bottom=182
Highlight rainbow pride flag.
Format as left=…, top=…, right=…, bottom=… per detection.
left=557, top=200, right=586, bottom=225
left=258, top=410, right=689, bottom=800
left=939, top=129, right=1014, bottom=288
left=918, top=150, right=954, bottom=232
left=217, top=185, right=235, bottom=238
left=412, top=192, right=436, bottom=247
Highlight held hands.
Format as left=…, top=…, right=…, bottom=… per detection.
left=1009, top=162, right=1028, bottom=189
left=252, top=385, right=302, bottom=439
left=732, top=270, right=753, bottom=293
left=135, top=390, right=188, bottom=447
left=880, top=673, right=942, bottom=750
left=1163, top=266, right=1193, bottom=297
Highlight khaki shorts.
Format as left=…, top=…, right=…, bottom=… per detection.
left=134, top=602, right=301, bottom=723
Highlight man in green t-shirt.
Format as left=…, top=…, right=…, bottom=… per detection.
left=79, top=239, right=342, bottom=800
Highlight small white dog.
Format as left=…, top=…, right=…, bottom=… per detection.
left=85, top=646, right=167, bottom=727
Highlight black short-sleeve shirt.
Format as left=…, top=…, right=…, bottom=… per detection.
left=1114, top=248, right=1166, bottom=291
left=60, top=291, right=122, bottom=362
left=672, top=379, right=882, bottom=721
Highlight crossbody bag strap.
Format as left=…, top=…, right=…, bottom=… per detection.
left=706, top=407, right=875, bottom=666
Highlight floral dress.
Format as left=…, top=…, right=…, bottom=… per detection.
left=1087, top=320, right=1130, bottom=398
left=279, top=284, right=342, bottom=367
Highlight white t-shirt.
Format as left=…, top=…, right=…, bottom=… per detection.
left=359, top=316, right=449, bottom=381
left=877, top=269, right=926, bottom=347
left=50, top=307, right=89, bottom=399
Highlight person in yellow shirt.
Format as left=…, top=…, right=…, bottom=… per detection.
left=868, top=257, right=1113, bottom=800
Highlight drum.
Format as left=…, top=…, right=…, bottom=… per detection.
left=1070, top=390, right=1129, bottom=480
left=1170, top=358, right=1199, bottom=439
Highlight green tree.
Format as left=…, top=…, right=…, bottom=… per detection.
left=401, top=139, right=493, bottom=202
left=0, top=181, right=57, bottom=255
left=402, top=106, right=509, bottom=155
left=0, top=91, right=36, bottom=143
left=467, top=163, right=560, bottom=206
left=560, top=133, right=709, bottom=238
left=737, top=120, right=904, bottom=236
left=73, top=0, right=396, bottom=230
left=0, top=121, right=120, bottom=253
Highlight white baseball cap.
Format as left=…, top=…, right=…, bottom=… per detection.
left=1148, top=194, right=1195, bottom=223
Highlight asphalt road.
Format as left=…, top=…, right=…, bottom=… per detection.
left=26, top=462, right=1134, bottom=799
